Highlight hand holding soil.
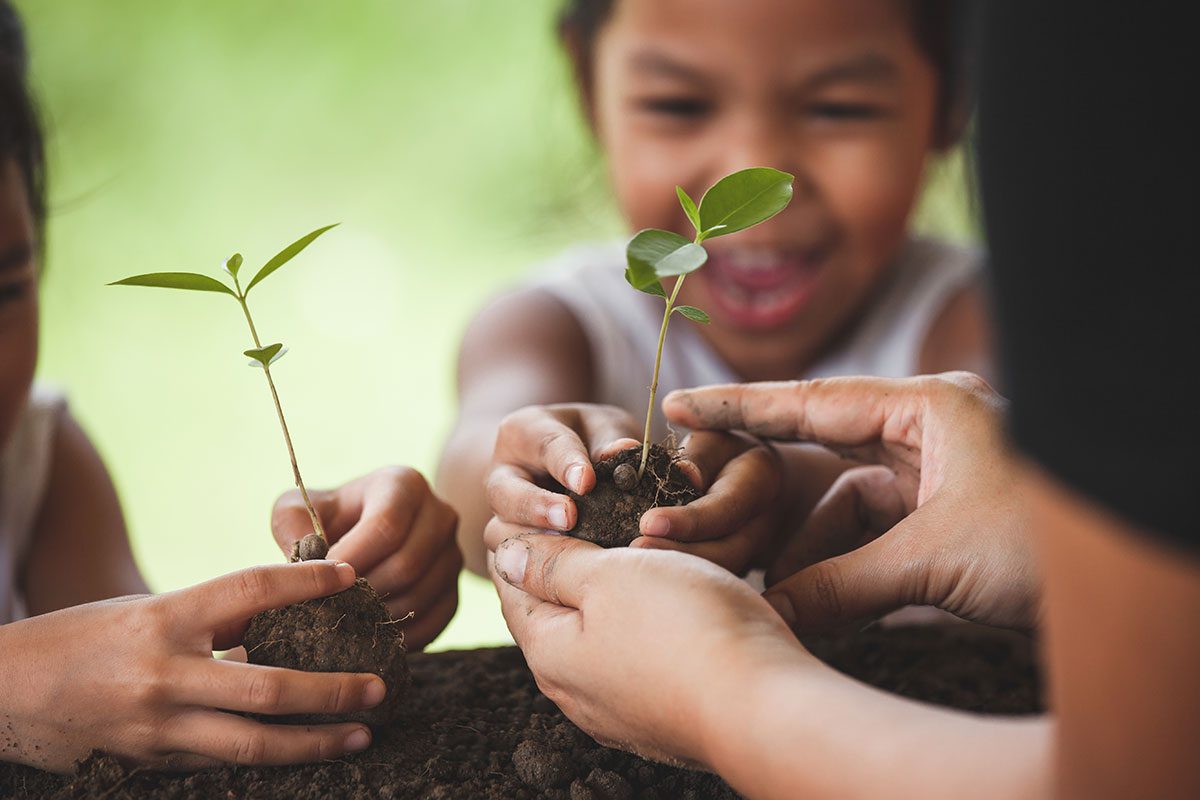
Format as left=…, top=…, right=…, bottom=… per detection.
left=665, top=372, right=1042, bottom=631
left=489, top=532, right=809, bottom=769
left=0, top=561, right=384, bottom=773
left=271, top=466, right=462, bottom=650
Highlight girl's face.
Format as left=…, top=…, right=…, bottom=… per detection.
left=0, top=158, right=38, bottom=450
left=590, top=0, right=941, bottom=375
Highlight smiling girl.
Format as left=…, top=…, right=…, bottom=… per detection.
left=442, top=0, right=989, bottom=575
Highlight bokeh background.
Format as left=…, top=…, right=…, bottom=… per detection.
left=18, top=1, right=976, bottom=649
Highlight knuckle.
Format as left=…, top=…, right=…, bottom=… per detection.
left=233, top=567, right=274, bottom=607
left=390, top=555, right=421, bottom=588
left=389, top=465, right=428, bottom=496
left=247, top=671, right=284, bottom=711
left=807, top=562, right=846, bottom=619
left=232, top=732, right=269, bottom=765
left=328, top=677, right=350, bottom=713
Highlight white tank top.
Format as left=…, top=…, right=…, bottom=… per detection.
left=534, top=236, right=983, bottom=434
left=0, top=384, right=65, bottom=624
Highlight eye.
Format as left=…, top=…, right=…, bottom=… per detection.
left=0, top=278, right=32, bottom=306
left=807, top=102, right=884, bottom=121
left=638, top=96, right=712, bottom=119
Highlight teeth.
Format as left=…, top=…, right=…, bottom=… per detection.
left=723, top=249, right=787, bottom=273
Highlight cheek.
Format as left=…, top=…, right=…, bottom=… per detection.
left=0, top=303, right=39, bottom=451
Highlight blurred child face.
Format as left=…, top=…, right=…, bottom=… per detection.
left=0, top=158, right=38, bottom=449
left=589, top=0, right=941, bottom=375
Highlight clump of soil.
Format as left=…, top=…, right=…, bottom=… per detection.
left=241, top=533, right=409, bottom=728
left=0, top=624, right=1042, bottom=799
left=569, top=444, right=700, bottom=548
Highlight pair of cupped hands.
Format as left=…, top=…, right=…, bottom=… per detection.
left=484, top=373, right=1040, bottom=768
left=0, top=468, right=460, bottom=772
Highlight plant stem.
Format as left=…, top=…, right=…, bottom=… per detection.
left=232, top=276, right=326, bottom=541
left=638, top=273, right=687, bottom=479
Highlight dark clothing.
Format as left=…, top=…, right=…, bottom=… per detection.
left=977, top=2, right=1198, bottom=550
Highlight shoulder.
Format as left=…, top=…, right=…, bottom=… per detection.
left=918, top=278, right=995, bottom=382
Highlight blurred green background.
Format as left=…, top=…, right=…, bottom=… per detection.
left=17, top=1, right=975, bottom=650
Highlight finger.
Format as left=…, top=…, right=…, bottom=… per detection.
left=676, top=430, right=755, bottom=490
left=488, top=547, right=580, bottom=661
left=396, top=588, right=459, bottom=652
left=495, top=407, right=597, bottom=494
left=271, top=489, right=346, bottom=556
left=179, top=660, right=386, bottom=716
left=640, top=446, right=779, bottom=542
left=663, top=377, right=919, bottom=450
left=377, top=542, right=462, bottom=618
left=326, top=467, right=432, bottom=574
left=766, top=465, right=908, bottom=585
left=631, top=512, right=773, bottom=576
left=762, top=512, right=933, bottom=632
left=492, top=533, right=602, bottom=609
left=590, top=437, right=642, bottom=462
left=486, top=464, right=577, bottom=531
left=484, top=515, right=553, bottom=553
left=166, top=710, right=371, bottom=766
left=171, top=561, right=356, bottom=634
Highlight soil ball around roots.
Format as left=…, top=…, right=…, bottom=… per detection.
left=242, top=533, right=409, bottom=728
left=569, top=444, right=699, bottom=548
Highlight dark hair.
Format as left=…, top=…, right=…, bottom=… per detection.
left=0, top=0, right=46, bottom=240
left=558, top=0, right=974, bottom=146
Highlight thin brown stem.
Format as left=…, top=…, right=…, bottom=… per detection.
left=232, top=277, right=325, bottom=541
left=638, top=274, right=687, bottom=479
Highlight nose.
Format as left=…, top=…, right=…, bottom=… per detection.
left=714, top=112, right=800, bottom=184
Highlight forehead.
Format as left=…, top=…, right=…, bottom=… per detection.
left=601, top=0, right=921, bottom=80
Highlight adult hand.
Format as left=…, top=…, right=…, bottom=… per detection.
left=0, top=561, right=385, bottom=773
left=489, top=533, right=810, bottom=767
left=664, top=373, right=1040, bottom=632
left=484, top=404, right=781, bottom=574
left=272, top=467, right=461, bottom=649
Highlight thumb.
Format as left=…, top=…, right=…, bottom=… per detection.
left=763, top=521, right=925, bottom=633
left=493, top=533, right=601, bottom=609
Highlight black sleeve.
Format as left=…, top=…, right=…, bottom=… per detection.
left=976, top=2, right=1199, bottom=550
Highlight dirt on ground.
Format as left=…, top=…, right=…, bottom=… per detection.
left=569, top=444, right=700, bottom=548
left=0, top=623, right=1041, bottom=799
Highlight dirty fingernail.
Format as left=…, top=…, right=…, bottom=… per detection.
left=565, top=463, right=586, bottom=493
left=495, top=540, right=529, bottom=585
left=344, top=728, right=371, bottom=752
left=764, top=592, right=796, bottom=626
left=362, top=677, right=387, bottom=708
left=547, top=504, right=569, bottom=530
left=642, top=515, right=669, bottom=537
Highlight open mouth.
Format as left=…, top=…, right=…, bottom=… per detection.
left=701, top=247, right=826, bottom=330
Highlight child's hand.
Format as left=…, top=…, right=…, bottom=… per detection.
left=630, top=430, right=782, bottom=575
left=0, top=561, right=384, bottom=773
left=271, top=467, right=461, bottom=650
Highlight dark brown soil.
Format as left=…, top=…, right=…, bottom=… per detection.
left=0, top=623, right=1042, bottom=799
left=242, top=577, right=409, bottom=728
left=569, top=444, right=699, bottom=548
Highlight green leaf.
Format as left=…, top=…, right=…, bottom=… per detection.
left=109, top=272, right=235, bottom=296
left=245, top=342, right=286, bottom=368
left=626, top=228, right=708, bottom=280
left=624, top=266, right=667, bottom=297
left=673, top=305, right=711, bottom=324
left=697, top=167, right=794, bottom=240
left=676, top=186, right=701, bottom=233
left=245, top=223, right=338, bottom=294
left=224, top=253, right=243, bottom=277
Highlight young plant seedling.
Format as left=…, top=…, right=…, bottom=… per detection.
left=624, top=166, right=794, bottom=478
left=111, top=224, right=336, bottom=554
left=110, top=224, right=410, bottom=729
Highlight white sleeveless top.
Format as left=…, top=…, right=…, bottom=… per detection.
left=533, top=236, right=983, bottom=434
left=0, top=384, right=65, bottom=624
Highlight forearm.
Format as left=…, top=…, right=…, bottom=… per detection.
left=703, top=648, right=1051, bottom=800
left=436, top=417, right=500, bottom=576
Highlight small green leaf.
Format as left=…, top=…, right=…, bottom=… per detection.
left=245, top=223, right=338, bottom=294
left=673, top=305, right=711, bottom=324
left=626, top=228, right=708, bottom=280
left=244, top=342, right=285, bottom=368
left=676, top=186, right=701, bottom=233
left=624, top=266, right=667, bottom=297
left=109, top=272, right=235, bottom=296
left=224, top=253, right=243, bottom=277
left=697, top=167, right=794, bottom=240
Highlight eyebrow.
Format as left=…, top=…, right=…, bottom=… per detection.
left=628, top=50, right=711, bottom=84
left=0, top=242, right=33, bottom=272
left=803, top=53, right=900, bottom=90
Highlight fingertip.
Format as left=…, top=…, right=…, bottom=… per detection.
left=344, top=727, right=371, bottom=753
left=362, top=676, right=387, bottom=708
left=639, top=511, right=670, bottom=537
left=564, top=462, right=590, bottom=494
left=333, top=561, right=357, bottom=587
left=675, top=459, right=704, bottom=491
